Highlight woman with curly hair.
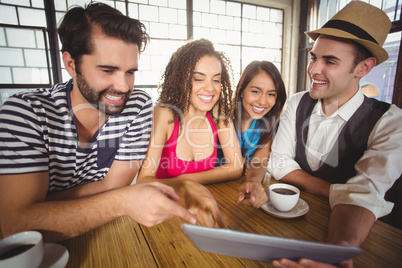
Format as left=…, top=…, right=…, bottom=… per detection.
left=233, top=61, right=287, bottom=208
left=138, top=39, right=243, bottom=189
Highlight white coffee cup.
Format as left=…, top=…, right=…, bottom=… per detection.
left=269, top=183, right=300, bottom=212
left=0, top=231, right=44, bottom=268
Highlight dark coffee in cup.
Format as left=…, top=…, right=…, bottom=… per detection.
left=0, top=244, right=35, bottom=260
left=272, top=188, right=297, bottom=195
left=0, top=231, right=44, bottom=268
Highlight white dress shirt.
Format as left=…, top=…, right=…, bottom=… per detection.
left=268, top=90, right=402, bottom=219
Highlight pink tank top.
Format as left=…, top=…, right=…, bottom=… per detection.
left=155, top=113, right=217, bottom=179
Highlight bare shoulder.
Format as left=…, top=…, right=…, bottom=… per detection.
left=153, top=106, right=174, bottom=125
left=152, top=106, right=176, bottom=142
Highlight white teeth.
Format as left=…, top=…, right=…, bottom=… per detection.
left=105, top=94, right=122, bottom=101
left=252, top=105, right=265, bottom=112
left=198, top=95, right=212, bottom=101
left=312, top=79, right=327, bottom=85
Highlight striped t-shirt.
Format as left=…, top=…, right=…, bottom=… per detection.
left=0, top=79, right=152, bottom=192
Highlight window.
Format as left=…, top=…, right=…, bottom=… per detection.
left=193, top=1, right=284, bottom=83
left=0, top=25, right=51, bottom=87
left=0, top=0, right=295, bottom=105
left=0, top=1, right=49, bottom=105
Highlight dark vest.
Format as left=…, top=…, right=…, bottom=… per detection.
left=295, top=93, right=390, bottom=184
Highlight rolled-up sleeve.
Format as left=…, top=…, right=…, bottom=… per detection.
left=330, top=105, right=402, bottom=219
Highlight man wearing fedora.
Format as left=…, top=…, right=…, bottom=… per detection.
left=269, top=1, right=402, bottom=267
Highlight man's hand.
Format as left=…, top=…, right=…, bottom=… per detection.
left=272, top=240, right=354, bottom=268
left=123, top=182, right=197, bottom=227
left=237, top=181, right=268, bottom=208
left=272, top=258, right=351, bottom=268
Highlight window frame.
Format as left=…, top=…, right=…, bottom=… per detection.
left=299, top=0, right=402, bottom=108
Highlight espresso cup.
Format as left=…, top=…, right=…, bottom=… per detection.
left=0, top=231, right=44, bottom=268
left=269, top=183, right=300, bottom=212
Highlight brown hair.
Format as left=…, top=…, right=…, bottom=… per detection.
left=232, top=61, right=287, bottom=156
left=351, top=41, right=373, bottom=71
left=58, top=3, right=149, bottom=68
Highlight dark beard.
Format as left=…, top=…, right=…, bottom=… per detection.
left=76, top=72, right=131, bottom=115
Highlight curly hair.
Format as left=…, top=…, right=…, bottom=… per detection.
left=157, top=39, right=234, bottom=127
left=232, top=61, right=287, bottom=156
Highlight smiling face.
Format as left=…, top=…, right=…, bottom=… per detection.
left=241, top=71, right=277, bottom=121
left=307, top=35, right=362, bottom=107
left=72, top=33, right=139, bottom=115
left=189, top=55, right=222, bottom=115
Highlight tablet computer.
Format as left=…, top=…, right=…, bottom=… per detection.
left=182, top=224, right=362, bottom=264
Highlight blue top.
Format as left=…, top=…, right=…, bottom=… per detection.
left=215, top=119, right=262, bottom=167
left=235, top=119, right=261, bottom=161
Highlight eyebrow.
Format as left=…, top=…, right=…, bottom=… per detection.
left=310, top=51, right=341, bottom=61
left=97, top=65, right=138, bottom=72
left=250, top=86, right=277, bottom=92
left=193, top=71, right=221, bottom=77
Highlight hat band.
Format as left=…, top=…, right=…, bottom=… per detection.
left=322, top=19, right=378, bottom=44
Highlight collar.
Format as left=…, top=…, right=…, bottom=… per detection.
left=311, top=89, right=364, bottom=121
left=66, top=79, right=73, bottom=110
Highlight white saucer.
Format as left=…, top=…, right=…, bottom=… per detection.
left=39, top=243, right=69, bottom=268
left=261, top=198, right=309, bottom=219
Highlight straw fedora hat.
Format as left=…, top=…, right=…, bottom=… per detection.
left=305, top=1, right=391, bottom=65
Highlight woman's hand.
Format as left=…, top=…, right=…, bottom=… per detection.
left=237, top=181, right=268, bottom=208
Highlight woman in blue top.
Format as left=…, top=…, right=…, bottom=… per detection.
left=234, top=61, right=287, bottom=208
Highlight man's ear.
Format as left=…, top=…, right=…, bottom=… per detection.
left=62, top=51, right=77, bottom=78
left=355, top=57, right=376, bottom=78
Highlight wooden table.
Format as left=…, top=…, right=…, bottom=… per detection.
left=60, top=178, right=402, bottom=267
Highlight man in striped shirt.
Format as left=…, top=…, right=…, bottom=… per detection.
left=0, top=3, right=225, bottom=242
